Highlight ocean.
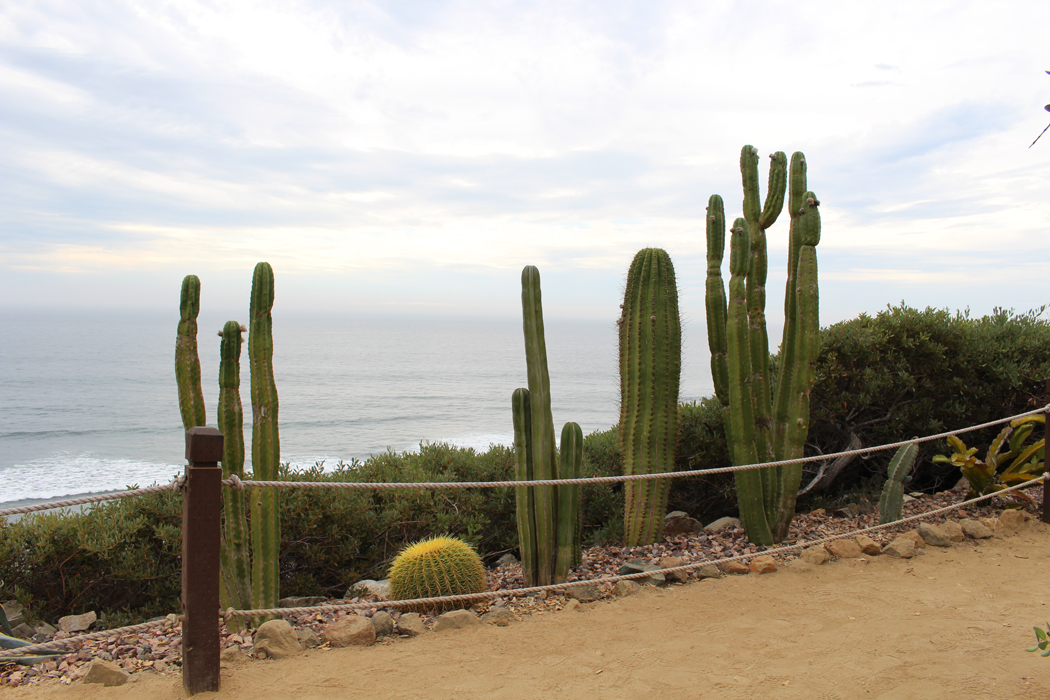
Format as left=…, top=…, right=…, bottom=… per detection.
left=0, top=309, right=714, bottom=508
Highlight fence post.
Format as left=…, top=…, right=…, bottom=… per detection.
left=183, top=427, right=224, bottom=696
left=1043, top=378, right=1049, bottom=525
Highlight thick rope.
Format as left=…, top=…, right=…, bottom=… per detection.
left=0, top=615, right=181, bottom=659
left=225, top=405, right=1050, bottom=491
left=0, top=477, right=184, bottom=519
left=224, top=475, right=1047, bottom=620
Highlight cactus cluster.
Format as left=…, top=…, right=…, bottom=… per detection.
left=878, top=442, right=918, bottom=524
left=618, top=248, right=681, bottom=546
left=388, top=536, right=487, bottom=613
left=706, top=145, right=821, bottom=545
left=512, top=266, right=582, bottom=586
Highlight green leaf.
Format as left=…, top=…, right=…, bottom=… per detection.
left=1038, top=627, right=1048, bottom=642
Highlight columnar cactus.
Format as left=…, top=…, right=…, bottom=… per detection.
left=512, top=265, right=582, bottom=586
left=706, top=146, right=821, bottom=545
left=618, top=248, right=681, bottom=546
left=878, top=442, right=918, bottom=524
left=175, top=275, right=206, bottom=430
left=249, top=262, right=281, bottom=617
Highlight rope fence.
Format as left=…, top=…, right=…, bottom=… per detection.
left=0, top=478, right=184, bottom=519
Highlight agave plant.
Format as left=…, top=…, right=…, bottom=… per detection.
left=932, top=415, right=1045, bottom=504
left=0, top=604, right=63, bottom=665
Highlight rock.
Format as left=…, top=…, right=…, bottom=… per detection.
left=908, top=492, right=924, bottom=498
left=902, top=494, right=915, bottom=503
left=482, top=608, right=517, bottom=626
left=253, top=619, right=303, bottom=659
left=980, top=517, right=1001, bottom=533
left=854, top=535, right=882, bottom=555
left=749, top=555, right=777, bottom=574
left=82, top=660, right=129, bottom=687
left=855, top=498, right=875, bottom=515
left=941, top=521, right=965, bottom=542
left=278, top=596, right=327, bottom=608
left=961, top=519, right=994, bottom=539
left=664, top=512, right=702, bottom=536
left=370, top=611, right=394, bottom=637
left=826, top=540, right=862, bottom=559
left=998, top=509, right=1027, bottom=533
left=800, top=545, right=830, bottom=565
left=58, top=611, right=96, bottom=633
left=396, top=613, right=426, bottom=637
left=723, top=561, right=750, bottom=575
left=612, top=580, right=642, bottom=597
left=833, top=504, right=858, bottom=519
left=901, top=530, right=926, bottom=548
left=568, top=584, right=601, bottom=602
left=617, top=560, right=666, bottom=586
left=917, top=523, right=951, bottom=547
left=350, top=580, right=391, bottom=600
left=220, top=646, right=248, bottom=664
left=563, top=599, right=583, bottom=613
left=704, top=516, right=741, bottom=533
left=2, top=601, right=24, bottom=627
left=433, top=609, right=481, bottom=632
left=696, top=565, right=722, bottom=579
left=884, top=537, right=915, bottom=558
left=659, top=556, right=688, bottom=583
left=496, top=553, right=519, bottom=567
left=324, top=615, right=376, bottom=647
left=11, top=623, right=35, bottom=640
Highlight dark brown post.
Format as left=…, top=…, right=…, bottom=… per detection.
left=1043, top=378, right=1049, bottom=525
left=182, top=427, right=223, bottom=695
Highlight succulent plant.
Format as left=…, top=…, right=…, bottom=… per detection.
left=176, top=275, right=206, bottom=430
left=388, top=536, right=488, bottom=613
left=878, top=442, right=918, bottom=524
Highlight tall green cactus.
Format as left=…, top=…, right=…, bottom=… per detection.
left=512, top=265, right=582, bottom=586
left=176, top=275, right=206, bottom=430
left=619, top=248, right=681, bottom=546
left=878, top=442, right=918, bottom=524
left=217, top=321, right=252, bottom=627
left=706, top=146, right=821, bottom=545
left=249, top=262, right=281, bottom=618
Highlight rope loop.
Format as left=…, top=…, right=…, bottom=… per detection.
left=224, top=474, right=244, bottom=491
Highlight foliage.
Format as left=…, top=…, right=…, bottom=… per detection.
left=1027, top=622, right=1050, bottom=657
left=931, top=416, right=1045, bottom=504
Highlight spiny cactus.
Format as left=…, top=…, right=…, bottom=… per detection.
left=176, top=275, right=206, bottom=430
left=388, top=536, right=487, bottom=613
left=512, top=265, right=582, bottom=586
left=619, top=248, right=681, bottom=546
left=249, top=262, right=281, bottom=619
left=706, top=145, right=821, bottom=545
left=878, top=442, right=918, bottom=524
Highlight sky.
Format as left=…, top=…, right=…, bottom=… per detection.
left=2, top=0, right=1048, bottom=331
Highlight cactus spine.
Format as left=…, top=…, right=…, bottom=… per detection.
left=176, top=275, right=206, bottom=430
left=618, top=248, right=681, bottom=546
left=249, top=262, right=281, bottom=618
left=217, top=320, right=252, bottom=627
left=512, top=265, right=582, bottom=586
left=878, top=442, right=918, bottom=524
left=388, top=536, right=488, bottom=613
left=706, top=146, right=821, bottom=545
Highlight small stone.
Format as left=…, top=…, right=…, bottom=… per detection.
left=563, top=599, right=583, bottom=613
left=980, top=517, right=1001, bottom=533
left=855, top=498, right=875, bottom=515
left=696, top=565, right=722, bottom=579
left=854, top=535, right=882, bottom=555
left=961, top=519, right=994, bottom=539
left=11, top=623, right=35, bottom=639
left=396, top=613, right=426, bottom=637
left=350, top=580, right=391, bottom=600
left=82, top=660, right=129, bottom=687
left=612, top=580, right=642, bottom=596
left=749, top=555, right=777, bottom=574
left=826, top=540, right=862, bottom=559
left=704, top=516, right=741, bottom=533
left=941, top=521, right=965, bottom=542
left=324, top=615, right=376, bottom=646
left=220, top=646, right=248, bottom=664
left=800, top=545, right=830, bottom=565
left=664, top=512, right=702, bottom=536
left=901, top=530, right=926, bottom=548
left=833, top=505, right=858, bottom=519
left=723, top=561, right=750, bottom=575
left=998, top=509, right=1027, bottom=533
left=433, top=609, right=481, bottom=632
left=253, top=619, right=303, bottom=659
left=34, top=621, right=57, bottom=637
left=57, top=611, right=96, bottom=633
left=884, top=537, right=915, bottom=558
left=371, top=611, right=394, bottom=637
left=568, top=584, right=601, bottom=602
left=496, top=553, right=519, bottom=567
left=917, top=522, right=951, bottom=547
left=659, top=556, right=688, bottom=583
left=481, top=608, right=517, bottom=626
left=278, top=596, right=327, bottom=608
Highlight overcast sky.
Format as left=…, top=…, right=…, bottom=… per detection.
left=2, top=0, right=1048, bottom=328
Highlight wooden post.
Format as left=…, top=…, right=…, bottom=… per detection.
left=183, top=427, right=223, bottom=696
left=1043, top=378, right=1049, bottom=525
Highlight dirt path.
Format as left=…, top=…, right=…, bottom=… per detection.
left=6, top=521, right=1050, bottom=700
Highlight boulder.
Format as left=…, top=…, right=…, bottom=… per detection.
left=961, top=519, right=994, bottom=539
left=295, top=628, right=320, bottom=649
left=2, top=601, right=24, bottom=627
left=433, top=609, right=481, bottom=632
left=279, top=596, right=327, bottom=608
left=941, top=521, right=965, bottom=542
left=612, top=580, right=642, bottom=597
left=917, top=523, right=951, bottom=547
left=696, top=565, right=723, bottom=579
left=704, top=517, right=741, bottom=533
left=324, top=615, right=376, bottom=647
left=481, top=608, right=517, bottom=626
left=253, top=619, right=303, bottom=659
left=659, top=556, right=689, bottom=583
left=568, top=584, right=601, bottom=602
left=749, top=555, right=777, bottom=574
left=723, top=561, right=750, bottom=575
left=371, top=611, right=395, bottom=637
left=800, top=545, right=830, bottom=565
left=82, top=660, right=128, bottom=687
left=351, top=580, right=391, bottom=600
left=998, top=510, right=1027, bottom=534
left=496, top=553, right=519, bottom=567
left=901, top=530, right=926, bottom=548
left=854, top=535, right=882, bottom=556
left=826, top=540, right=862, bottom=559
left=57, top=611, right=96, bottom=633
left=884, top=537, right=915, bottom=559
left=220, top=646, right=248, bottom=664
left=664, top=512, right=702, bottom=537
left=396, top=613, right=426, bottom=637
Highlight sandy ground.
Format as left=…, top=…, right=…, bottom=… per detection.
left=5, top=521, right=1049, bottom=700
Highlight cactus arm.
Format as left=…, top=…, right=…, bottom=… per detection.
left=554, top=421, right=583, bottom=581
left=878, top=442, right=918, bottom=524
left=176, top=275, right=207, bottom=429
left=511, top=388, right=537, bottom=587
left=759, top=151, right=788, bottom=230
left=249, top=262, right=280, bottom=620
left=705, top=195, right=731, bottom=407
